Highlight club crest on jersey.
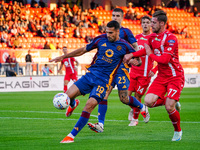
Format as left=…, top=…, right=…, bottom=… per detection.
left=117, top=45, right=122, bottom=50
left=140, top=37, right=147, bottom=40
left=105, top=49, right=114, bottom=57
left=154, top=49, right=161, bottom=56
left=155, top=37, right=161, bottom=41
left=101, top=43, right=107, bottom=47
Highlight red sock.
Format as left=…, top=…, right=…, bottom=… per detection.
left=64, top=85, right=67, bottom=93
left=168, top=109, right=181, bottom=131
left=133, top=99, right=141, bottom=119
left=151, top=97, right=166, bottom=107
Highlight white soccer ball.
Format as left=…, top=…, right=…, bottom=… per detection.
left=53, top=93, right=70, bottom=110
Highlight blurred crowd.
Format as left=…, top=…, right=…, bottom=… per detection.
left=0, top=0, right=199, bottom=49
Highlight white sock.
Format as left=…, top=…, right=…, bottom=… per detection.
left=67, top=133, right=75, bottom=139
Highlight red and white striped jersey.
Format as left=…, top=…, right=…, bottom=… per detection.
left=61, top=58, right=76, bottom=74
left=130, top=33, right=154, bottom=77
left=148, top=30, right=184, bottom=77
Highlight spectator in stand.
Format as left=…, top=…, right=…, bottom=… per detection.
left=90, top=0, right=96, bottom=10
left=99, top=21, right=106, bottom=33
left=180, top=25, right=188, bottom=35
left=167, top=0, right=178, bottom=8
left=193, top=6, right=199, bottom=17
left=39, top=0, right=46, bottom=8
left=74, top=26, right=81, bottom=38
left=13, top=35, right=21, bottom=48
left=44, top=40, right=50, bottom=49
left=42, top=64, right=53, bottom=76
left=1, top=30, right=8, bottom=43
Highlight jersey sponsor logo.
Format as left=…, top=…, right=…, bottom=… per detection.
left=140, top=37, right=147, bottom=40
left=155, top=37, right=161, bottom=41
left=101, top=43, right=107, bottom=47
left=168, top=40, right=175, bottom=43
left=105, top=49, right=114, bottom=58
left=167, top=47, right=172, bottom=51
left=154, top=49, right=161, bottom=56
left=138, top=45, right=144, bottom=50
left=117, top=45, right=122, bottom=50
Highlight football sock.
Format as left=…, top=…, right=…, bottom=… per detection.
left=64, top=85, right=67, bottom=93
left=152, top=97, right=166, bottom=107
left=70, top=98, right=76, bottom=108
left=70, top=111, right=90, bottom=137
left=128, top=96, right=143, bottom=109
left=133, top=99, right=141, bottom=119
left=168, top=109, right=181, bottom=132
left=98, top=99, right=107, bottom=125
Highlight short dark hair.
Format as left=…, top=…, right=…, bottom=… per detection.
left=113, top=8, right=124, bottom=16
left=45, top=64, right=47, bottom=66
left=107, top=20, right=120, bottom=30
left=152, top=10, right=167, bottom=24
left=63, top=46, right=67, bottom=49
left=141, top=15, right=151, bottom=22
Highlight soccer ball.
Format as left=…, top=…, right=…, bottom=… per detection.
left=53, top=93, right=70, bottom=110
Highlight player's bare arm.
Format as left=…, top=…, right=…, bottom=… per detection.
left=144, top=43, right=153, bottom=56
left=58, top=63, right=63, bottom=73
left=50, top=47, right=87, bottom=62
left=132, top=42, right=139, bottom=51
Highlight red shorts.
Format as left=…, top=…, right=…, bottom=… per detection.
left=64, top=72, right=78, bottom=82
left=128, top=75, right=151, bottom=96
left=146, top=75, right=185, bottom=101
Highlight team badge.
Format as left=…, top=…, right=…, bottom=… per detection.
left=117, top=46, right=122, bottom=50
left=155, top=37, right=161, bottom=41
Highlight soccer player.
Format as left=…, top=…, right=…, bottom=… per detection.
left=50, top=20, right=149, bottom=143
left=87, top=8, right=149, bottom=133
left=58, top=46, right=79, bottom=93
left=123, top=10, right=184, bottom=141
left=127, top=15, right=158, bottom=126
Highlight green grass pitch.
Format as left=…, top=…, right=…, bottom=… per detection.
left=0, top=88, right=200, bottom=150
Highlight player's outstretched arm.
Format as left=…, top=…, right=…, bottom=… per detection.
left=50, top=47, right=87, bottom=62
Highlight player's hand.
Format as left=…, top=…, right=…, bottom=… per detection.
left=123, top=53, right=133, bottom=63
left=49, top=55, right=64, bottom=63
left=128, top=57, right=141, bottom=66
left=144, top=43, right=153, bottom=56
left=148, top=70, right=155, bottom=77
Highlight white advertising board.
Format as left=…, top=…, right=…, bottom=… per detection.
left=0, top=76, right=74, bottom=92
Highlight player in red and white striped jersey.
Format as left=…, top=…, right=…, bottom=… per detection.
left=124, top=10, right=184, bottom=141
left=128, top=15, right=158, bottom=126
left=58, top=47, right=79, bottom=93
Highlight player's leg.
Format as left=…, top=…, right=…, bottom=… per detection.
left=127, top=76, right=137, bottom=121
left=61, top=97, right=98, bottom=143
left=87, top=86, right=113, bottom=133
left=65, top=84, right=81, bottom=117
left=64, top=80, right=70, bottom=93
left=165, top=79, right=184, bottom=141
left=128, top=92, right=142, bottom=126
left=118, top=90, right=150, bottom=123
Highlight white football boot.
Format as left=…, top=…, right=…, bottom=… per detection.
left=128, top=119, right=139, bottom=126
left=87, top=122, right=104, bottom=133
left=172, top=130, right=182, bottom=141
